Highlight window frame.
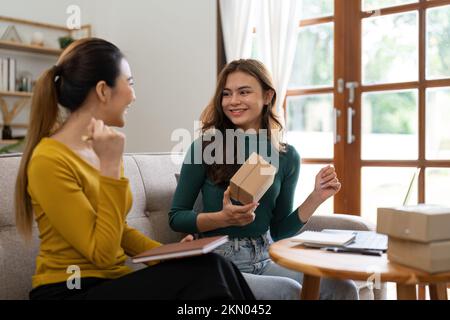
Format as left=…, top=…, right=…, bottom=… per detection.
left=216, top=0, right=450, bottom=215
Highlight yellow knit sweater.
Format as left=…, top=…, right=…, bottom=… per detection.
left=27, top=138, right=161, bottom=288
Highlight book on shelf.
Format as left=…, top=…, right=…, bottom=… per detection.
left=290, top=231, right=356, bottom=248
left=8, top=58, right=15, bottom=92
left=132, top=235, right=229, bottom=263
left=0, top=58, right=8, bottom=91
left=0, top=57, right=16, bottom=92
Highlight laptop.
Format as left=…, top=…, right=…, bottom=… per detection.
left=320, top=229, right=388, bottom=253
left=320, top=168, right=421, bottom=254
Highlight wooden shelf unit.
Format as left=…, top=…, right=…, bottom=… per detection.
left=0, top=139, right=20, bottom=145
left=0, top=93, right=31, bottom=136
left=0, top=15, right=91, bottom=56
left=0, top=15, right=92, bottom=41
left=0, top=122, right=27, bottom=129
left=0, top=91, right=32, bottom=98
left=0, top=16, right=91, bottom=148
left=0, top=40, right=62, bottom=56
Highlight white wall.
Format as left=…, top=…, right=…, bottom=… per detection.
left=0, top=0, right=217, bottom=152
left=0, top=0, right=91, bottom=24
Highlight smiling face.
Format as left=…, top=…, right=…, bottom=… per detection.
left=104, top=58, right=136, bottom=127
left=222, top=71, right=273, bottom=131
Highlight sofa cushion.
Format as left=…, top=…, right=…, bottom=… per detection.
left=0, top=226, right=39, bottom=299
left=0, top=155, right=21, bottom=228
left=301, top=214, right=376, bottom=232
left=131, top=154, right=185, bottom=244
left=123, top=156, right=147, bottom=219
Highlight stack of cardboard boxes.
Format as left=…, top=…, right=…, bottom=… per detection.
left=377, top=205, right=450, bottom=273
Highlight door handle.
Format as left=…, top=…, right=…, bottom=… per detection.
left=333, top=108, right=341, bottom=144
left=347, top=107, right=356, bottom=144
left=346, top=82, right=359, bottom=104
left=337, top=79, right=345, bottom=94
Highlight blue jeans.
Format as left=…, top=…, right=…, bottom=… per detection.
left=213, top=233, right=359, bottom=300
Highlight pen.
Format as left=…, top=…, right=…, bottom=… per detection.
left=322, top=247, right=383, bottom=257
left=351, top=249, right=382, bottom=257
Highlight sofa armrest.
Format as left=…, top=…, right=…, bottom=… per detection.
left=300, top=214, right=375, bottom=232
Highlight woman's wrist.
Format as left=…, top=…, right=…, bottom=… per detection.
left=197, top=211, right=229, bottom=232
left=297, top=208, right=307, bottom=224
left=308, top=191, right=324, bottom=207
left=100, top=161, right=121, bottom=179
left=212, top=210, right=229, bottom=229
left=298, top=192, right=323, bottom=223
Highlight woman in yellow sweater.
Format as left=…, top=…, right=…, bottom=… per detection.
left=14, top=38, right=254, bottom=300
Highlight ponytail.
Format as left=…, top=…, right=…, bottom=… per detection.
left=15, top=66, right=59, bottom=241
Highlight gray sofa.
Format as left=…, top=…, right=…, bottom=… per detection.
left=0, top=153, right=386, bottom=300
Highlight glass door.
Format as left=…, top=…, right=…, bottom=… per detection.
left=285, top=0, right=338, bottom=214
left=348, top=0, right=450, bottom=222
left=286, top=0, right=450, bottom=220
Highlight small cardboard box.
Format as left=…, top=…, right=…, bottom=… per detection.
left=229, top=153, right=277, bottom=205
left=388, top=237, right=450, bottom=273
left=377, top=205, right=450, bottom=243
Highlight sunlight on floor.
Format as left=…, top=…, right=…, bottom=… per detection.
left=386, top=282, right=449, bottom=300
left=387, top=282, right=397, bottom=300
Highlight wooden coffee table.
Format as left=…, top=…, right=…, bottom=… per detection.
left=269, top=238, right=450, bottom=300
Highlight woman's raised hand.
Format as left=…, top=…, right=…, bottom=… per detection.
left=87, top=118, right=125, bottom=179
left=313, top=165, right=341, bottom=202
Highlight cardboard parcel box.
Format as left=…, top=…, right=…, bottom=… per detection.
left=230, top=153, right=277, bottom=205
left=377, top=205, right=450, bottom=242
left=388, top=237, right=450, bottom=273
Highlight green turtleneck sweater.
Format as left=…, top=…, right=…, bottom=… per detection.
left=169, top=135, right=304, bottom=241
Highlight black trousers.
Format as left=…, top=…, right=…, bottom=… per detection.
left=29, top=253, right=255, bottom=300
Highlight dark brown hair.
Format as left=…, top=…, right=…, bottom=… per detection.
left=15, top=38, right=124, bottom=240
left=200, top=59, right=286, bottom=186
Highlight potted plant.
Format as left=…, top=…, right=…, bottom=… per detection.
left=58, top=36, right=74, bottom=49
left=1, top=124, right=12, bottom=140
left=0, top=138, right=24, bottom=154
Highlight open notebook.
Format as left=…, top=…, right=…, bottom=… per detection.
left=290, top=231, right=356, bottom=248
left=132, top=235, right=228, bottom=263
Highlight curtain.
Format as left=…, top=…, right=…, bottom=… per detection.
left=255, top=0, right=299, bottom=123
left=219, top=0, right=254, bottom=62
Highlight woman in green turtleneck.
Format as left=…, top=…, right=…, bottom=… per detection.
left=169, top=59, right=358, bottom=300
